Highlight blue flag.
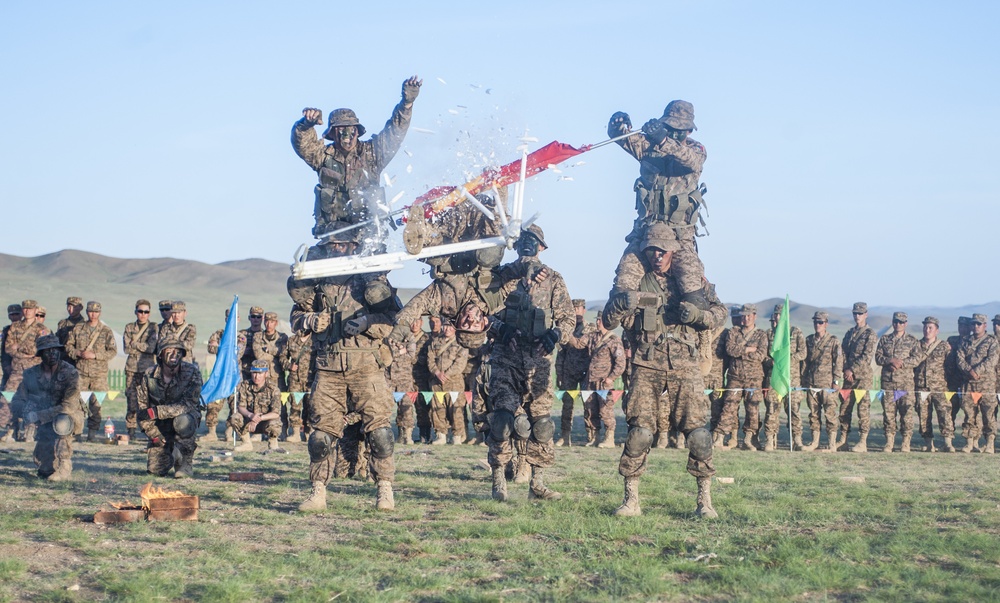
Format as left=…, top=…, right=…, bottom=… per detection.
left=200, top=296, right=241, bottom=406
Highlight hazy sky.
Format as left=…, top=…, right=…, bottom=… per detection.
left=2, top=1, right=997, bottom=308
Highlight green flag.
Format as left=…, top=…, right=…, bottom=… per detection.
left=769, top=295, right=791, bottom=399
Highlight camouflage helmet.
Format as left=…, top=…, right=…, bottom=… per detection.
left=662, top=100, right=696, bottom=131
left=322, top=108, right=366, bottom=140
left=640, top=223, right=681, bottom=253
left=34, top=334, right=63, bottom=355
left=156, top=337, right=187, bottom=357
left=315, top=221, right=363, bottom=244
left=520, top=224, right=547, bottom=248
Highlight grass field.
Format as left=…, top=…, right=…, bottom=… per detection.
left=2, top=398, right=1000, bottom=602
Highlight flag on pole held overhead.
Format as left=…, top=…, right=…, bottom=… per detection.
left=200, top=296, right=241, bottom=406
left=769, top=295, right=792, bottom=400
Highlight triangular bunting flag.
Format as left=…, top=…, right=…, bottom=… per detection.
left=824, top=388, right=837, bottom=394
left=280, top=392, right=290, bottom=403
left=555, top=389, right=565, bottom=399
left=1, top=391, right=12, bottom=402
left=945, top=391, right=956, bottom=402
left=971, top=392, right=983, bottom=404
left=106, top=391, right=120, bottom=401
left=568, top=389, right=580, bottom=400
left=407, top=392, right=419, bottom=404
left=465, top=391, right=473, bottom=404
left=872, top=390, right=883, bottom=401
left=94, top=392, right=107, bottom=404
left=294, top=392, right=307, bottom=403
left=854, top=389, right=866, bottom=401
left=839, top=389, right=851, bottom=401
left=422, top=391, right=434, bottom=403
left=597, top=389, right=609, bottom=399
left=449, top=391, right=461, bottom=403
left=582, top=390, right=594, bottom=399
left=80, top=391, right=93, bottom=403
left=917, top=392, right=928, bottom=402
left=393, top=392, right=405, bottom=403
left=610, top=390, right=623, bottom=402
left=893, top=390, right=907, bottom=401
left=704, top=389, right=713, bottom=395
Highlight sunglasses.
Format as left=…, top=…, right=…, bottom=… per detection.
left=36, top=313, right=46, bottom=318
left=813, top=320, right=827, bottom=324
left=136, top=309, right=151, bottom=314
left=893, top=320, right=907, bottom=324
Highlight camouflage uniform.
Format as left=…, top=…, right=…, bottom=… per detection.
left=584, top=329, right=627, bottom=445
left=136, top=360, right=202, bottom=477
left=715, top=307, right=769, bottom=448
left=911, top=319, right=953, bottom=447
left=875, top=316, right=920, bottom=447
left=12, top=355, right=83, bottom=479
left=55, top=315, right=84, bottom=363
left=282, top=330, right=314, bottom=435
left=556, top=302, right=594, bottom=443
left=159, top=319, right=198, bottom=367
left=64, top=311, right=117, bottom=436
left=427, top=330, right=470, bottom=442
left=205, top=325, right=248, bottom=438
left=956, top=318, right=999, bottom=449
left=706, top=327, right=726, bottom=434
left=945, top=319, right=971, bottom=427
left=291, top=93, right=414, bottom=234
left=0, top=317, right=17, bottom=392
left=609, top=103, right=707, bottom=296
left=763, top=318, right=807, bottom=447
left=840, top=305, right=878, bottom=446
left=801, top=316, right=842, bottom=449
left=5, top=318, right=49, bottom=393
left=229, top=378, right=283, bottom=440
left=252, top=326, right=288, bottom=391
left=123, top=319, right=158, bottom=431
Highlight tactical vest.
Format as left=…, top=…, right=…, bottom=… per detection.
left=502, top=288, right=552, bottom=343
left=314, top=152, right=386, bottom=225
left=313, top=276, right=388, bottom=371
left=633, top=272, right=697, bottom=366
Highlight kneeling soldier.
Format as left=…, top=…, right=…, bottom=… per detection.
left=231, top=360, right=283, bottom=451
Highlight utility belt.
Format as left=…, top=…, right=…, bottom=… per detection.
left=634, top=181, right=708, bottom=235
left=314, top=346, right=389, bottom=372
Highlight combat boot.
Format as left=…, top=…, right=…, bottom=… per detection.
left=801, top=433, right=820, bottom=452
left=793, top=433, right=804, bottom=451
left=268, top=436, right=280, bottom=451
left=882, top=432, right=895, bottom=453
left=224, top=425, right=234, bottom=444
left=21, top=423, right=36, bottom=443
left=0, top=430, right=14, bottom=444
left=491, top=467, right=508, bottom=502
left=712, top=431, right=730, bottom=451
left=528, top=467, right=562, bottom=501
left=47, top=460, right=73, bottom=482
left=695, top=477, right=718, bottom=519
left=738, top=432, right=755, bottom=451
left=819, top=431, right=836, bottom=453
left=401, top=430, right=413, bottom=445
left=234, top=434, right=253, bottom=452
left=750, top=432, right=761, bottom=450
left=763, top=431, right=775, bottom=452
left=127, top=428, right=136, bottom=442
left=597, top=430, right=616, bottom=448
left=676, top=431, right=685, bottom=449
left=174, top=455, right=194, bottom=479
left=513, top=458, right=530, bottom=484
left=585, top=429, right=596, bottom=446
left=942, top=436, right=955, bottom=452
left=960, top=437, right=974, bottom=453
left=431, top=432, right=447, bottom=445
left=984, top=435, right=995, bottom=454
left=86, top=429, right=98, bottom=443
left=614, top=476, right=641, bottom=517
left=900, top=433, right=911, bottom=453
left=850, top=431, right=868, bottom=453
left=922, top=439, right=936, bottom=452
left=298, top=481, right=327, bottom=512
left=835, top=426, right=848, bottom=451
left=376, top=480, right=395, bottom=511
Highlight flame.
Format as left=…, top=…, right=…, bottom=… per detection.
left=110, top=500, right=140, bottom=510
left=140, top=482, right=187, bottom=502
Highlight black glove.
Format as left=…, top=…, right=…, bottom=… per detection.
left=387, top=323, right=409, bottom=344
left=488, top=317, right=517, bottom=345
left=540, top=328, right=561, bottom=354
left=573, top=316, right=585, bottom=338
left=402, top=77, right=421, bottom=103
left=642, top=118, right=668, bottom=144
left=608, top=111, right=632, bottom=138
left=679, top=301, right=703, bottom=325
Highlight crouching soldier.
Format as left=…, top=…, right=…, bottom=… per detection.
left=136, top=338, right=203, bottom=479
left=14, top=334, right=83, bottom=481
left=231, top=360, right=283, bottom=452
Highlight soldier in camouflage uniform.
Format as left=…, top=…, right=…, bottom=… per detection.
left=875, top=312, right=920, bottom=453
left=705, top=319, right=727, bottom=444
left=601, top=223, right=725, bottom=517
left=206, top=308, right=248, bottom=441
left=839, top=302, right=878, bottom=452
left=607, top=101, right=708, bottom=308
left=555, top=299, right=593, bottom=446
left=231, top=360, right=283, bottom=452
left=387, top=319, right=422, bottom=444
left=123, top=300, right=159, bottom=440
left=912, top=317, right=953, bottom=452
left=801, top=311, right=842, bottom=452
left=282, top=327, right=314, bottom=442
left=715, top=304, right=769, bottom=451
left=290, top=223, right=400, bottom=512
left=585, top=311, right=627, bottom=449
left=64, top=301, right=117, bottom=442
left=956, top=313, right=999, bottom=453
left=35, top=307, right=47, bottom=329
left=427, top=319, right=470, bottom=444
left=56, top=297, right=84, bottom=362
left=4, top=300, right=50, bottom=394
left=241, top=307, right=265, bottom=378
left=945, top=317, right=972, bottom=431
left=252, top=312, right=288, bottom=391
left=414, top=317, right=436, bottom=443
left=12, top=335, right=83, bottom=481
left=485, top=225, right=575, bottom=503
left=136, top=338, right=203, bottom=478
left=157, top=300, right=173, bottom=334
left=762, top=303, right=807, bottom=451
left=292, top=76, right=422, bottom=237
left=160, top=301, right=198, bottom=368
left=0, top=304, right=23, bottom=435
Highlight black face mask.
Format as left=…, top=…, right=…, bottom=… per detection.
left=40, top=348, right=61, bottom=369
left=666, top=126, right=689, bottom=142
left=516, top=233, right=540, bottom=258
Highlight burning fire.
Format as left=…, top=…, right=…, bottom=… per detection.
left=140, top=482, right=188, bottom=508
left=110, top=500, right=140, bottom=510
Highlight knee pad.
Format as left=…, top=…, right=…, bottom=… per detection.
left=624, top=426, right=654, bottom=458
left=172, top=412, right=199, bottom=438
left=489, top=410, right=515, bottom=443
left=52, top=413, right=74, bottom=436
left=367, top=426, right=395, bottom=459
left=530, top=416, right=555, bottom=443
left=308, top=431, right=334, bottom=462
left=687, top=427, right=713, bottom=461
left=513, top=413, right=532, bottom=440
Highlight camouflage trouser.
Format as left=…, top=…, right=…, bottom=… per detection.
left=961, top=380, right=998, bottom=440
left=78, top=373, right=109, bottom=434
left=204, top=397, right=231, bottom=435
left=487, top=347, right=555, bottom=470
left=715, top=380, right=762, bottom=436
left=308, top=366, right=395, bottom=484
left=430, top=391, right=467, bottom=440
left=585, top=389, right=616, bottom=438
left=125, top=371, right=140, bottom=430
left=33, top=423, right=73, bottom=478
left=840, top=374, right=873, bottom=436
left=614, top=228, right=703, bottom=294
left=881, top=380, right=914, bottom=435
left=559, top=391, right=578, bottom=438
left=228, top=413, right=282, bottom=440
left=333, top=421, right=367, bottom=479
left=146, top=418, right=198, bottom=477
left=619, top=364, right=714, bottom=479
left=917, top=391, right=954, bottom=439
left=282, top=392, right=306, bottom=431
left=763, top=384, right=803, bottom=440
left=805, top=388, right=838, bottom=439
left=395, top=393, right=416, bottom=438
